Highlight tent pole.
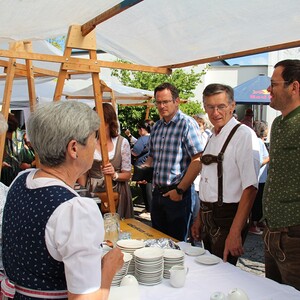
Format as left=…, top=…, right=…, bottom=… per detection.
left=0, top=42, right=18, bottom=175
left=24, top=41, right=39, bottom=167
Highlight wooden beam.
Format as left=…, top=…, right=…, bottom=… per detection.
left=61, top=62, right=100, bottom=73
left=0, top=49, right=171, bottom=74
left=90, top=49, right=116, bottom=213
left=81, top=0, right=144, bottom=36
left=120, top=103, right=154, bottom=107
left=24, top=41, right=37, bottom=113
left=65, top=95, right=152, bottom=101
left=53, top=47, right=72, bottom=101
left=0, top=59, right=59, bottom=78
left=0, top=56, right=17, bottom=174
left=162, top=40, right=300, bottom=69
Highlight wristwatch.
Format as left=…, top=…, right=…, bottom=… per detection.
left=175, top=186, right=184, bottom=195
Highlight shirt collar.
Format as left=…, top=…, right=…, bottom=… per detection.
left=212, top=117, right=238, bottom=136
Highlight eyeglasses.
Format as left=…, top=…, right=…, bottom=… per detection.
left=270, top=81, right=289, bottom=88
left=154, top=99, right=174, bottom=106
left=205, top=104, right=229, bottom=112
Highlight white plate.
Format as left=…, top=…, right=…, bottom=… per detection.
left=184, top=246, right=205, bottom=256
left=134, top=247, right=164, bottom=260
left=163, top=249, right=185, bottom=259
left=195, top=255, right=222, bottom=265
left=117, top=239, right=145, bottom=249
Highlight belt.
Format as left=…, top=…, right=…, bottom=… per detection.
left=0, top=272, right=68, bottom=299
left=266, top=223, right=300, bottom=233
left=155, top=184, right=178, bottom=194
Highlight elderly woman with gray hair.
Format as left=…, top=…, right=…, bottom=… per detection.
left=1, top=102, right=123, bottom=300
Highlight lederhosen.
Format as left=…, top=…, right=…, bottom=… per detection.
left=200, top=124, right=249, bottom=265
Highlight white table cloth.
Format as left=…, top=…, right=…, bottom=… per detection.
left=135, top=243, right=300, bottom=300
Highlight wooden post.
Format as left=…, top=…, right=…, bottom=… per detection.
left=0, top=55, right=16, bottom=174
left=54, top=25, right=116, bottom=213
left=0, top=41, right=39, bottom=174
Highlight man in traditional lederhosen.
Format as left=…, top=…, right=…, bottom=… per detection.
left=191, top=83, right=261, bottom=265
left=262, top=59, right=300, bottom=290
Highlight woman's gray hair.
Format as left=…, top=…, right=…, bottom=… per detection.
left=0, top=113, right=8, bottom=134
left=27, top=101, right=100, bottom=166
left=253, top=120, right=268, bottom=138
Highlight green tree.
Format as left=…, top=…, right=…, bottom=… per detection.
left=47, top=37, right=66, bottom=50
left=112, top=60, right=206, bottom=136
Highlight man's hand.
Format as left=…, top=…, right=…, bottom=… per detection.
left=223, top=230, right=244, bottom=262
left=163, top=189, right=182, bottom=201
left=191, top=214, right=202, bottom=241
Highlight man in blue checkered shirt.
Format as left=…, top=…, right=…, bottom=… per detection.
left=143, top=83, right=204, bottom=241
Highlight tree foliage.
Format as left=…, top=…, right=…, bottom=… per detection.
left=112, top=60, right=206, bottom=136
left=47, top=37, right=65, bottom=50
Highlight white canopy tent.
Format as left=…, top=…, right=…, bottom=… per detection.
left=0, top=79, right=76, bottom=109
left=64, top=80, right=153, bottom=104
left=0, top=0, right=299, bottom=67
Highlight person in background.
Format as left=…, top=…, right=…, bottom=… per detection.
left=79, top=103, right=134, bottom=219
left=190, top=114, right=212, bottom=242
left=262, top=59, right=300, bottom=290
left=19, top=133, right=36, bottom=170
left=124, top=128, right=137, bottom=147
left=249, top=120, right=269, bottom=235
left=0, top=112, right=8, bottom=274
left=143, top=82, right=203, bottom=241
left=191, top=83, right=260, bottom=265
left=240, top=108, right=254, bottom=129
left=1, top=113, right=21, bottom=186
left=131, top=120, right=154, bottom=214
left=2, top=101, right=123, bottom=300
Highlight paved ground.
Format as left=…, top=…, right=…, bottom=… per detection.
left=237, top=232, right=265, bottom=277
left=133, top=197, right=265, bottom=277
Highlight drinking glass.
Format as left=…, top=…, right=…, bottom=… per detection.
left=103, top=213, right=120, bottom=247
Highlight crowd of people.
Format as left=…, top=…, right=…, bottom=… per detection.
left=0, top=58, right=299, bottom=298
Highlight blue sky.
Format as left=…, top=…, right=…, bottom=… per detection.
left=226, top=53, right=268, bottom=66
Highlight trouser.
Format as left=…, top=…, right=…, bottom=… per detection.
left=151, top=187, right=192, bottom=241
left=251, top=182, right=265, bottom=222
left=139, top=182, right=152, bottom=212
left=200, top=201, right=249, bottom=266
left=263, top=224, right=300, bottom=291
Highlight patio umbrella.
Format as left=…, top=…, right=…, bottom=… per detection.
left=234, top=75, right=271, bottom=105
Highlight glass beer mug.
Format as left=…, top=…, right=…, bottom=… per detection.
left=103, top=213, right=120, bottom=247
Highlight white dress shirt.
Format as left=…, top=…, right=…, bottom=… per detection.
left=199, top=118, right=260, bottom=203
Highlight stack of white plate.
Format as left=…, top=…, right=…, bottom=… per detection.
left=163, top=248, right=185, bottom=279
left=116, top=239, right=145, bottom=275
left=111, top=252, right=133, bottom=286
left=134, top=247, right=164, bottom=286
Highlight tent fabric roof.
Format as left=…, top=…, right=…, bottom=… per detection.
left=0, top=0, right=299, bottom=67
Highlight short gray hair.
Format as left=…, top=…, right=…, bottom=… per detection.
left=0, top=113, right=8, bottom=134
left=203, top=83, right=234, bottom=104
left=27, top=101, right=100, bottom=166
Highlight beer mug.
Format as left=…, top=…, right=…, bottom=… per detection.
left=103, top=213, right=120, bottom=247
